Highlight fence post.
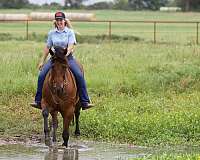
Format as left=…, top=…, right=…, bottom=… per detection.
left=26, top=20, right=29, bottom=40
left=197, top=22, right=199, bottom=45
left=109, top=21, right=111, bottom=40
left=154, top=22, right=156, bottom=44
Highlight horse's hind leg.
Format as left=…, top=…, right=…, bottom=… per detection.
left=74, top=104, right=81, bottom=136
left=51, top=111, right=58, bottom=143
left=42, top=107, right=51, bottom=146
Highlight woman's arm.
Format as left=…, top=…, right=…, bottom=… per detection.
left=67, top=44, right=75, bottom=56
left=66, top=29, right=76, bottom=56
left=38, top=46, right=49, bottom=70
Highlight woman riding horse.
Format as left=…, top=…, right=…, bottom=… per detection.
left=30, top=11, right=94, bottom=110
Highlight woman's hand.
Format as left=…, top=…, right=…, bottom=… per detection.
left=38, top=62, right=44, bottom=71
left=67, top=44, right=75, bottom=56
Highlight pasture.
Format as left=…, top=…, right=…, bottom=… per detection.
left=1, top=9, right=200, bottom=159
left=1, top=10, right=200, bottom=44
left=1, top=40, right=200, bottom=145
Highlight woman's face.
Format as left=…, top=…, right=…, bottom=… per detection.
left=56, top=19, right=65, bottom=30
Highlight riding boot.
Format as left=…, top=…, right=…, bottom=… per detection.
left=30, top=102, right=41, bottom=109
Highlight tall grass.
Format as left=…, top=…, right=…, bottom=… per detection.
left=1, top=40, right=200, bottom=146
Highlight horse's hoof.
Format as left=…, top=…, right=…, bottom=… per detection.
left=75, top=133, right=80, bottom=137
left=62, top=143, right=68, bottom=148
left=75, top=130, right=80, bottom=136
left=45, top=138, right=52, bottom=147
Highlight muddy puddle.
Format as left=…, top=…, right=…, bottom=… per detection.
left=0, top=137, right=200, bottom=160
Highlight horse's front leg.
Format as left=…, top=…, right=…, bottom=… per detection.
left=61, top=109, right=74, bottom=148
left=51, top=111, right=58, bottom=143
left=42, top=107, right=51, bottom=146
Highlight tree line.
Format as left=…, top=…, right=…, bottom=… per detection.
left=0, top=0, right=200, bottom=11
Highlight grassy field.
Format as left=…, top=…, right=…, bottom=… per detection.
left=0, top=9, right=200, bottom=44
left=1, top=40, right=200, bottom=146
left=138, top=153, right=200, bottom=160
left=1, top=9, right=200, bottom=21
left=1, top=9, right=200, bottom=159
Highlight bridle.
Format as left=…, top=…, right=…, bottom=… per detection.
left=47, top=47, right=67, bottom=102
left=47, top=46, right=76, bottom=105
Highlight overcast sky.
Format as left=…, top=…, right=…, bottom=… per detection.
left=28, top=0, right=65, bottom=6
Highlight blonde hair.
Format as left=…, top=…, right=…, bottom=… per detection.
left=65, top=19, right=72, bottom=28
left=53, top=18, right=73, bottom=29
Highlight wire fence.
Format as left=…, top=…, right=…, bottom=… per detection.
left=0, top=20, right=199, bottom=44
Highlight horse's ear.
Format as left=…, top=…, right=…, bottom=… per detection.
left=64, top=48, right=68, bottom=55
left=49, top=47, right=55, bottom=56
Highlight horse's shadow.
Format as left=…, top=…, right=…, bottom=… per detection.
left=44, top=148, right=78, bottom=160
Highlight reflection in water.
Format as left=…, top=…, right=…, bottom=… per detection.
left=44, top=148, right=78, bottom=160
left=63, top=149, right=78, bottom=160
left=2, top=141, right=200, bottom=160
left=44, top=149, right=58, bottom=160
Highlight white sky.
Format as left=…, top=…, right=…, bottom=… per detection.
left=28, top=0, right=65, bottom=6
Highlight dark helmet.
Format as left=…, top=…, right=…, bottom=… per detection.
left=55, top=11, right=65, bottom=20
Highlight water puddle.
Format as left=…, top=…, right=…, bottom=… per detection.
left=0, top=137, right=200, bottom=160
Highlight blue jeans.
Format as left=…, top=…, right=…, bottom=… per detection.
left=35, top=54, right=90, bottom=106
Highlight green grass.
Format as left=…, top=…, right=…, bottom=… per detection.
left=137, top=153, right=200, bottom=160
left=1, top=11, right=200, bottom=160
left=0, top=10, right=200, bottom=44
left=1, top=40, right=200, bottom=148
left=1, top=9, right=200, bottom=21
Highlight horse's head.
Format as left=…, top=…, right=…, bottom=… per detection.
left=49, top=46, right=68, bottom=96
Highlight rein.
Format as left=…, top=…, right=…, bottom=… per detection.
left=47, top=47, right=77, bottom=106
left=47, top=69, right=77, bottom=106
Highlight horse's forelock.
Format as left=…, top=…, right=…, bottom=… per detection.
left=51, top=47, right=66, bottom=62
left=55, top=47, right=65, bottom=54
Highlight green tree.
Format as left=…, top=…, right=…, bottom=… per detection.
left=64, top=0, right=82, bottom=8
left=175, top=0, right=200, bottom=11
left=0, top=0, right=29, bottom=8
left=128, top=0, right=169, bottom=10
left=114, top=0, right=129, bottom=9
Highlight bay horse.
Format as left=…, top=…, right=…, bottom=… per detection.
left=41, top=46, right=81, bottom=148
